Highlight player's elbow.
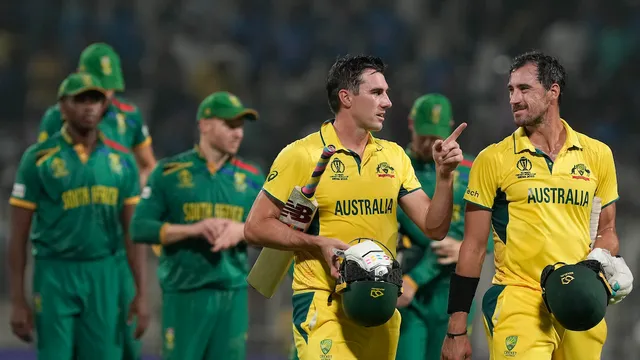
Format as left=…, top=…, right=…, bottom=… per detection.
left=424, top=226, right=448, bottom=241
left=243, top=217, right=262, bottom=246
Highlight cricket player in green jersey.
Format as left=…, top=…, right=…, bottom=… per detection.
left=7, top=73, right=149, bottom=360
left=38, top=43, right=156, bottom=359
left=395, top=94, right=494, bottom=360
left=131, top=91, right=264, bottom=360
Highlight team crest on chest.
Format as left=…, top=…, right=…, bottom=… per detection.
left=50, top=158, right=69, bottom=178
left=108, top=153, right=122, bottom=174
left=234, top=172, right=247, bottom=192
left=177, top=169, right=194, bottom=188
left=571, top=163, right=591, bottom=181
left=376, top=162, right=395, bottom=178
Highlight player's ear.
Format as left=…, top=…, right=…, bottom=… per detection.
left=548, top=83, right=560, bottom=103
left=408, top=117, right=414, bottom=131
left=338, top=89, right=352, bottom=109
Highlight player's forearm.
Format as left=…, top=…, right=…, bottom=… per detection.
left=131, top=218, right=196, bottom=245
left=125, top=236, right=147, bottom=296
left=593, top=230, right=619, bottom=256
left=424, top=173, right=455, bottom=240
left=8, top=235, right=28, bottom=304
left=244, top=217, right=319, bottom=251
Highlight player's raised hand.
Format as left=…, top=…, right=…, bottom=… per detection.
left=128, top=294, right=150, bottom=339
left=317, top=236, right=350, bottom=278
left=433, top=123, right=467, bottom=176
left=10, top=300, right=33, bottom=343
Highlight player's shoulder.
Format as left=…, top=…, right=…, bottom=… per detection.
left=474, top=134, right=514, bottom=164
left=24, top=134, right=64, bottom=165
left=111, top=96, right=139, bottom=114
left=574, top=131, right=613, bottom=156
left=42, top=103, right=61, bottom=119
left=275, top=132, right=321, bottom=163
left=154, top=149, right=198, bottom=176
left=231, top=157, right=264, bottom=177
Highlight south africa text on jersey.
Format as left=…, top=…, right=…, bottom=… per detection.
left=334, top=198, right=394, bottom=216
left=62, top=186, right=119, bottom=209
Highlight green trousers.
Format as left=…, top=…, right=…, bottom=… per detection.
left=117, top=254, right=141, bottom=360
left=33, top=256, right=120, bottom=360
left=161, top=287, right=248, bottom=360
left=396, top=276, right=475, bottom=360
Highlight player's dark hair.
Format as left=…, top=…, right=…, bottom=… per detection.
left=326, top=54, right=387, bottom=114
left=510, top=50, right=567, bottom=105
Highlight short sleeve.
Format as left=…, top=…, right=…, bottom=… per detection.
left=131, top=110, right=152, bottom=149
left=262, top=143, right=311, bottom=205
left=38, top=106, right=63, bottom=143
left=134, top=164, right=167, bottom=218
left=463, top=147, right=500, bottom=210
left=9, top=148, right=41, bottom=210
left=595, top=145, right=618, bottom=208
left=121, top=155, right=141, bottom=206
left=398, top=151, right=421, bottom=199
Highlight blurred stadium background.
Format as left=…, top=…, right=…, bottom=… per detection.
left=1, top=0, right=640, bottom=359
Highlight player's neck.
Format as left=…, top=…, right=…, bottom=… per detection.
left=198, top=141, right=229, bottom=168
left=333, top=116, right=369, bottom=157
left=525, top=112, right=565, bottom=158
left=66, top=125, right=99, bottom=151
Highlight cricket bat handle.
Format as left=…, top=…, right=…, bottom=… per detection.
left=301, top=145, right=336, bottom=198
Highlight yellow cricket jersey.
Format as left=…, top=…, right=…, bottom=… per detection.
left=263, top=120, right=422, bottom=293
left=464, top=119, right=619, bottom=291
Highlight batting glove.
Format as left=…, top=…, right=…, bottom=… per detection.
left=587, top=248, right=634, bottom=304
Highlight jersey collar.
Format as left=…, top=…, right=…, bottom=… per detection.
left=513, top=118, right=583, bottom=154
left=60, top=124, right=108, bottom=164
left=193, top=144, right=232, bottom=174
left=319, top=119, right=384, bottom=153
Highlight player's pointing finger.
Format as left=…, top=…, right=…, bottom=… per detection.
left=443, top=123, right=467, bottom=144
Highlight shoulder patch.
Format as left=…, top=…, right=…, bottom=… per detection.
left=102, top=138, right=130, bottom=153
left=231, top=158, right=260, bottom=175
left=35, top=146, right=61, bottom=166
left=111, top=98, right=136, bottom=113
left=162, top=162, right=193, bottom=176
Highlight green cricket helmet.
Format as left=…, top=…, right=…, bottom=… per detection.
left=334, top=239, right=403, bottom=328
left=540, top=260, right=612, bottom=331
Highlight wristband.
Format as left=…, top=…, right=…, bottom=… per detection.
left=446, top=330, right=468, bottom=339
left=447, top=273, right=480, bottom=314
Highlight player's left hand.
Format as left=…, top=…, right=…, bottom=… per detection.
left=431, top=237, right=462, bottom=265
left=433, top=123, right=467, bottom=176
left=587, top=248, right=634, bottom=304
left=396, top=281, right=417, bottom=308
left=128, top=294, right=150, bottom=339
left=210, top=221, right=245, bottom=252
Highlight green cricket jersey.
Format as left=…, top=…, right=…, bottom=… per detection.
left=38, top=96, right=151, bottom=150
left=9, top=127, right=140, bottom=260
left=397, top=150, right=493, bottom=289
left=130, top=147, right=264, bottom=291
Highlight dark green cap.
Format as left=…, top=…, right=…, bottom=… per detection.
left=541, top=261, right=611, bottom=331
left=409, top=93, right=453, bottom=138
left=57, top=73, right=106, bottom=100
left=78, top=43, right=125, bottom=91
left=196, top=91, right=258, bottom=121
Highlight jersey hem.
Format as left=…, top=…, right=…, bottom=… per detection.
left=9, top=197, right=36, bottom=210
left=124, top=196, right=140, bottom=205
left=602, top=196, right=619, bottom=209
left=262, top=188, right=285, bottom=206
left=463, top=199, right=493, bottom=211
left=399, top=187, right=421, bottom=199
left=133, top=137, right=152, bottom=150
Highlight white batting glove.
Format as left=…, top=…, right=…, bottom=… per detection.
left=587, top=248, right=634, bottom=304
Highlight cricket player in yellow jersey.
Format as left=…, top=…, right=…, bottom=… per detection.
left=441, top=51, right=633, bottom=360
left=244, top=54, right=467, bottom=360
